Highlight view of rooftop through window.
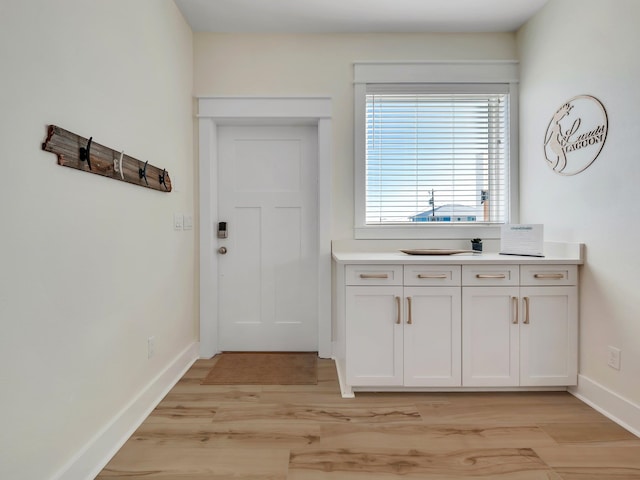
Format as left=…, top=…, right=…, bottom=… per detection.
left=365, top=92, right=508, bottom=225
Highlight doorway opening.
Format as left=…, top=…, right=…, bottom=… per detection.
left=197, top=97, right=332, bottom=359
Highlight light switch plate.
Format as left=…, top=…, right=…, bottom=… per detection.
left=183, top=214, right=193, bottom=230
left=174, top=213, right=183, bottom=230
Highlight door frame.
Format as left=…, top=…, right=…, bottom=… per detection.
left=197, top=96, right=332, bottom=359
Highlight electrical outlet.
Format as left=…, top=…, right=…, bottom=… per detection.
left=607, top=346, right=621, bottom=370
left=148, top=336, right=155, bottom=359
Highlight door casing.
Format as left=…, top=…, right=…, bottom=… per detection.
left=197, top=96, right=332, bottom=359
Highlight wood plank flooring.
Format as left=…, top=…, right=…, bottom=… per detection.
left=97, top=358, right=640, bottom=479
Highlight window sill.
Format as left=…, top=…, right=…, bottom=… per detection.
left=354, top=224, right=502, bottom=240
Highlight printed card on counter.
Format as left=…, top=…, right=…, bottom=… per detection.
left=500, top=224, right=544, bottom=257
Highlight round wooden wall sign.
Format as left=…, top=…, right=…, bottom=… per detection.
left=543, top=95, right=608, bottom=176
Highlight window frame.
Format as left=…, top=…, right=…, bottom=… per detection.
left=354, top=61, right=519, bottom=240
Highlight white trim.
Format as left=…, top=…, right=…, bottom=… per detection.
left=569, top=374, right=640, bottom=437
left=333, top=356, right=569, bottom=399
left=354, top=224, right=502, bottom=240
left=354, top=61, right=520, bottom=84
left=317, top=118, right=333, bottom=356
left=197, top=96, right=332, bottom=120
left=353, top=82, right=367, bottom=235
left=333, top=357, right=355, bottom=398
left=50, top=342, right=199, bottom=480
left=508, top=82, right=520, bottom=224
left=199, top=118, right=218, bottom=358
left=197, top=96, right=333, bottom=359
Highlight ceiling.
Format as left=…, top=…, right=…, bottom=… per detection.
left=174, top=0, right=549, bottom=33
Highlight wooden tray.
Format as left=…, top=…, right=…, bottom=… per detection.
left=400, top=249, right=476, bottom=255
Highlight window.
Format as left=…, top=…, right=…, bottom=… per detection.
left=354, top=62, right=519, bottom=239
left=366, top=85, right=508, bottom=225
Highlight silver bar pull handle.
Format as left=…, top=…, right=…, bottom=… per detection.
left=417, top=274, right=448, bottom=279
left=360, top=273, right=389, bottom=279
left=477, top=274, right=507, bottom=279
left=534, top=273, right=564, bottom=279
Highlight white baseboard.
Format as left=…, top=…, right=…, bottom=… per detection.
left=570, top=374, right=640, bottom=437
left=332, top=357, right=354, bottom=399
left=51, top=342, right=200, bottom=480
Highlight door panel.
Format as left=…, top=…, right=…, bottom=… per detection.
left=520, top=286, right=578, bottom=386
left=346, top=286, right=403, bottom=386
left=404, top=287, right=461, bottom=387
left=462, top=286, right=519, bottom=386
left=217, top=126, right=318, bottom=351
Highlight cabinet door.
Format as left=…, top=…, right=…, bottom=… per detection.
left=462, top=286, right=519, bottom=386
left=404, top=286, right=461, bottom=386
left=346, top=286, right=403, bottom=386
left=520, top=286, right=578, bottom=386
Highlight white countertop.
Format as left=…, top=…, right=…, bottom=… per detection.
left=332, top=242, right=584, bottom=265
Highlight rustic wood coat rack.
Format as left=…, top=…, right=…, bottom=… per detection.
left=42, top=125, right=172, bottom=192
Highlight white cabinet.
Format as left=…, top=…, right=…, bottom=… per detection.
left=345, top=265, right=461, bottom=388
left=403, top=285, right=461, bottom=386
left=519, top=285, right=577, bottom=386
left=335, top=256, right=580, bottom=396
left=332, top=243, right=583, bottom=397
left=346, top=285, right=403, bottom=386
left=462, top=285, right=520, bottom=386
left=462, top=265, right=578, bottom=387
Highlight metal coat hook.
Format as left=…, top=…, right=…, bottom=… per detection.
left=138, top=160, right=149, bottom=186
left=114, top=150, right=125, bottom=180
left=79, top=136, right=93, bottom=171
left=159, top=168, right=168, bottom=190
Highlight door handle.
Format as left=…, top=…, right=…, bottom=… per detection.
left=511, top=296, right=518, bottom=324
left=360, top=273, right=388, bottom=279
left=523, top=297, right=530, bottom=324
left=533, top=273, right=564, bottom=279
left=395, top=296, right=401, bottom=324
left=406, top=297, right=413, bottom=324
left=218, top=247, right=227, bottom=254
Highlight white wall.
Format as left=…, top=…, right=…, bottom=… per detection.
left=518, top=0, right=640, bottom=412
left=0, top=1, right=195, bottom=478
left=194, top=33, right=517, bottom=240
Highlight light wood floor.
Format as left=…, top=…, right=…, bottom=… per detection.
left=97, top=358, right=640, bottom=479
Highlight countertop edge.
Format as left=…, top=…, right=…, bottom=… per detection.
left=331, top=251, right=584, bottom=265
left=332, top=241, right=584, bottom=265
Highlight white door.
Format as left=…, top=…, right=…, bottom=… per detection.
left=404, top=286, right=461, bottom=387
left=217, top=125, right=318, bottom=351
left=519, top=286, right=578, bottom=386
left=346, top=286, right=404, bottom=386
left=462, top=286, right=519, bottom=386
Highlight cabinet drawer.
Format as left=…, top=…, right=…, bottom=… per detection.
left=462, top=265, right=519, bottom=286
left=345, top=265, right=403, bottom=285
left=404, top=265, right=461, bottom=286
left=520, top=265, right=577, bottom=286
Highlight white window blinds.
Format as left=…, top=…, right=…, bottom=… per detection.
left=365, top=85, right=509, bottom=225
